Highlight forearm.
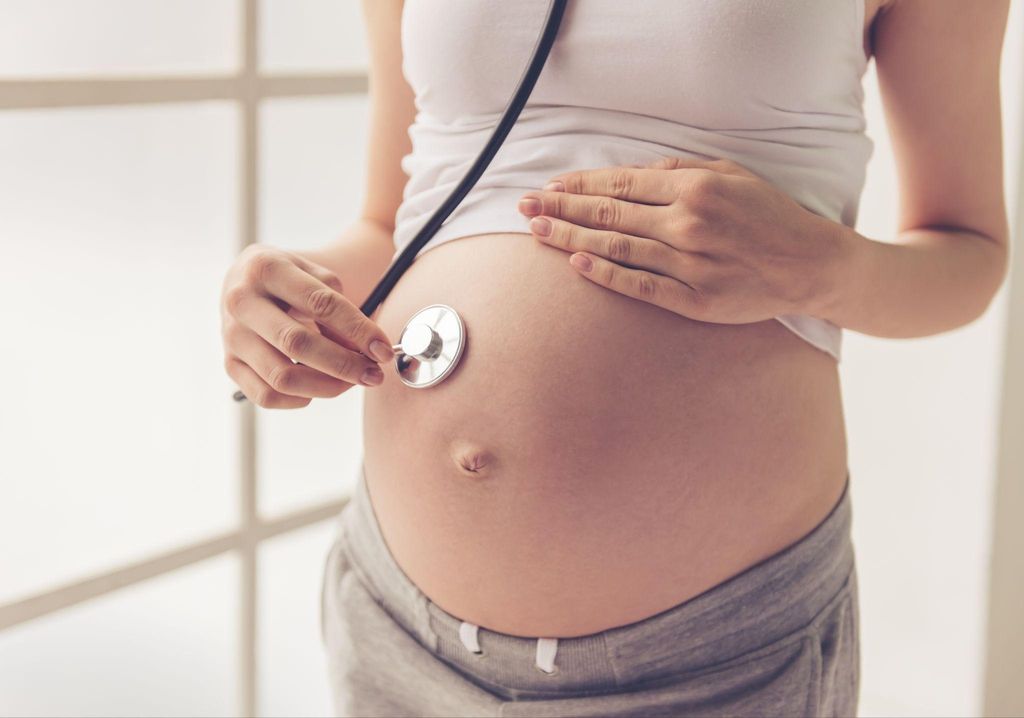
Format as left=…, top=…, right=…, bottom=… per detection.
left=293, top=217, right=397, bottom=314
left=819, top=225, right=1009, bottom=339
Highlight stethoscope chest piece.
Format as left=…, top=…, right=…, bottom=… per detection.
left=394, top=304, right=466, bottom=388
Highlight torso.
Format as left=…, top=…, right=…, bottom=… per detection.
left=364, top=234, right=847, bottom=637
left=359, top=1, right=886, bottom=638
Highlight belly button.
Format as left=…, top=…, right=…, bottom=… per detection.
left=449, top=439, right=496, bottom=477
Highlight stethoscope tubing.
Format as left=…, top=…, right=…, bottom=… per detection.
left=358, top=0, right=568, bottom=319
left=233, top=0, right=567, bottom=402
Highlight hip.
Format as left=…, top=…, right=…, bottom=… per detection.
left=321, top=464, right=859, bottom=716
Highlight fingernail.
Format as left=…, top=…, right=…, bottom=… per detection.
left=570, top=253, right=592, bottom=272
left=530, top=216, right=552, bottom=237
left=543, top=181, right=564, bottom=192
left=369, top=339, right=393, bottom=362
left=518, top=197, right=541, bottom=216
left=361, top=366, right=384, bottom=386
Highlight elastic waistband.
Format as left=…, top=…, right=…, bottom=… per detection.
left=338, top=461, right=854, bottom=695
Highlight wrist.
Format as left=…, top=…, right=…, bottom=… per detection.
left=295, top=219, right=397, bottom=309
left=807, top=220, right=871, bottom=325
left=299, top=217, right=392, bottom=260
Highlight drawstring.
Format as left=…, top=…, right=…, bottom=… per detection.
left=459, top=621, right=482, bottom=653
left=535, top=637, right=558, bottom=674
left=458, top=621, right=560, bottom=675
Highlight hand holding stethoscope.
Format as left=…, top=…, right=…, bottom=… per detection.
left=220, top=244, right=397, bottom=409
left=223, top=0, right=566, bottom=404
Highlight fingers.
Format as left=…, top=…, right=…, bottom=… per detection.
left=542, top=157, right=754, bottom=200
left=292, top=254, right=345, bottom=294
left=241, top=251, right=393, bottom=361
left=566, top=250, right=705, bottom=318
left=642, top=156, right=718, bottom=172
left=224, top=357, right=312, bottom=410
left=640, top=156, right=752, bottom=177
left=518, top=190, right=676, bottom=239
left=227, top=290, right=386, bottom=387
left=545, top=167, right=680, bottom=204
left=528, top=215, right=682, bottom=275
left=228, top=323, right=354, bottom=399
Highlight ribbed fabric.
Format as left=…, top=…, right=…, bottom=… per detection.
left=321, top=459, right=860, bottom=715
left=392, top=0, right=874, bottom=361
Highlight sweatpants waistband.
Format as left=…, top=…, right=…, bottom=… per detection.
left=337, top=461, right=855, bottom=695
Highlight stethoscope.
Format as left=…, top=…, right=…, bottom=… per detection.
left=233, top=0, right=566, bottom=400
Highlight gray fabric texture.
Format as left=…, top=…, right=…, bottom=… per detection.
left=321, top=462, right=859, bottom=717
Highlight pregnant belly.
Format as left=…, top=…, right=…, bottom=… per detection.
left=362, top=232, right=848, bottom=638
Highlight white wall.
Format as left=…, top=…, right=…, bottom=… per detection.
left=846, top=2, right=1023, bottom=715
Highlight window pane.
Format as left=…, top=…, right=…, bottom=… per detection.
left=260, top=0, right=368, bottom=73
left=0, top=105, right=239, bottom=604
left=257, top=393, right=364, bottom=517
left=257, top=96, right=370, bottom=516
left=260, top=96, right=370, bottom=245
left=0, top=554, right=238, bottom=717
left=258, top=521, right=338, bottom=717
left=0, top=0, right=239, bottom=78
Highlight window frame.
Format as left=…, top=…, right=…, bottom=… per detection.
left=0, top=2, right=364, bottom=714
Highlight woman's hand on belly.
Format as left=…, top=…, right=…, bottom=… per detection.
left=516, top=156, right=851, bottom=326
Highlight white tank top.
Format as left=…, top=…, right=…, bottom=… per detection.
left=392, top=0, right=873, bottom=360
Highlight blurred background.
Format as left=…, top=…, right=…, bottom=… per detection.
left=0, top=1, right=1022, bottom=716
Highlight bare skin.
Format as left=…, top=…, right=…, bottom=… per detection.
left=361, top=231, right=849, bottom=636
left=219, top=0, right=1010, bottom=637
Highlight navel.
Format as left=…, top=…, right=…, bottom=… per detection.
left=449, top=439, right=496, bottom=477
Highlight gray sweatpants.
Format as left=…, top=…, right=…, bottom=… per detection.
left=321, top=462, right=859, bottom=717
